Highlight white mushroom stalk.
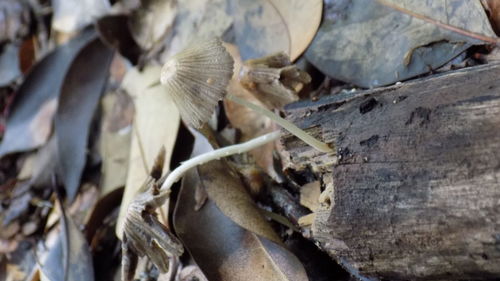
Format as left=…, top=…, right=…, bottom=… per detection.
left=226, top=94, right=332, bottom=153
left=159, top=130, right=280, bottom=192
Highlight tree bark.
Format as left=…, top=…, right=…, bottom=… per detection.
left=280, top=63, right=500, bottom=280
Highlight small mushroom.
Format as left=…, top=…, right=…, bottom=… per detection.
left=160, top=37, right=234, bottom=128
left=239, top=52, right=312, bottom=109
left=121, top=147, right=184, bottom=281
left=159, top=38, right=332, bottom=153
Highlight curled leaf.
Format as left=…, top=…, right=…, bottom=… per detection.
left=174, top=168, right=309, bottom=281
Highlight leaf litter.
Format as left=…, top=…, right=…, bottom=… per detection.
left=1, top=1, right=499, bottom=281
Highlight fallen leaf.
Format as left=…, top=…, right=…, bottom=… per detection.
left=482, top=0, right=500, bottom=35
left=0, top=30, right=95, bottom=157
left=96, top=15, right=143, bottom=65
left=39, top=198, right=94, bottom=281
left=2, top=190, right=32, bottom=226
left=108, top=54, right=128, bottom=86
left=55, top=37, right=114, bottom=201
left=17, top=152, right=36, bottom=181
left=0, top=44, right=22, bottom=86
left=0, top=0, right=31, bottom=44
left=52, top=0, right=111, bottom=33
left=198, top=160, right=281, bottom=244
left=298, top=213, right=315, bottom=227
left=0, top=221, right=20, bottom=239
left=174, top=168, right=310, bottom=281
left=299, top=181, right=320, bottom=212
left=229, top=0, right=322, bottom=61
left=305, top=0, right=496, bottom=87
left=129, top=0, right=177, bottom=51
left=178, top=265, right=208, bottom=281
left=116, top=64, right=180, bottom=239
left=4, top=264, right=25, bottom=281
left=29, top=135, right=59, bottom=188
left=229, top=0, right=288, bottom=61
left=99, top=91, right=134, bottom=196
left=19, top=36, right=37, bottom=73
left=161, top=0, right=232, bottom=58
left=271, top=0, right=322, bottom=61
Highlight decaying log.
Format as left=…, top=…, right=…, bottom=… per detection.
left=280, top=63, right=500, bottom=280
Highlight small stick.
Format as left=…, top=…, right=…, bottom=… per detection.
left=377, top=0, right=500, bottom=45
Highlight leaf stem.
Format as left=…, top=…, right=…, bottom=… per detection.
left=377, top=0, right=500, bottom=45
left=227, top=94, right=333, bottom=153
left=159, top=130, right=281, bottom=192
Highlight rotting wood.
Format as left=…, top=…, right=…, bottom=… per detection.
left=280, top=63, right=500, bottom=280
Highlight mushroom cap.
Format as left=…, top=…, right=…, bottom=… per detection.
left=160, top=38, right=234, bottom=128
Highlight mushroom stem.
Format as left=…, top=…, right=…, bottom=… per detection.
left=226, top=94, right=333, bottom=153
left=159, top=130, right=281, bottom=192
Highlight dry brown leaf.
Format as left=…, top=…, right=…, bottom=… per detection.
left=161, top=0, right=232, bottom=58
left=116, top=64, right=180, bottom=239
left=17, top=152, right=36, bottom=181
left=300, top=181, right=321, bottom=212
left=129, top=0, right=177, bottom=50
left=5, top=264, right=26, bottom=281
left=0, top=239, right=18, bottom=254
left=267, top=0, right=322, bottom=61
left=99, top=91, right=134, bottom=196
left=483, top=0, right=500, bottom=34
left=174, top=168, right=309, bottom=281
left=298, top=213, right=316, bottom=227
left=230, top=0, right=322, bottom=61
left=198, top=160, right=281, bottom=244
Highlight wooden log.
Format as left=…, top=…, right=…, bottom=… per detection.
left=280, top=63, right=500, bottom=280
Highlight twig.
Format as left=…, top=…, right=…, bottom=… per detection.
left=377, top=0, right=500, bottom=45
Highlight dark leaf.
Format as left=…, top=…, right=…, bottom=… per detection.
left=161, top=0, right=231, bottom=58
left=96, top=15, right=142, bottom=65
left=229, top=0, right=289, bottom=60
left=40, top=198, right=94, bottom=281
left=0, top=0, right=31, bottom=44
left=0, top=29, right=96, bottom=157
left=229, top=0, right=322, bottom=61
left=128, top=0, right=177, bottom=51
left=55, top=38, right=114, bottom=201
left=305, top=0, right=496, bottom=87
left=0, top=44, right=21, bottom=86
left=174, top=168, right=309, bottom=281
left=197, top=160, right=281, bottom=244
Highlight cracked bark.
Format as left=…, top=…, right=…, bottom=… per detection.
left=279, top=63, right=500, bottom=280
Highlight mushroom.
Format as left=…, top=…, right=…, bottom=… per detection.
left=239, top=51, right=312, bottom=109
left=160, top=38, right=234, bottom=129
left=160, top=37, right=332, bottom=153
left=122, top=39, right=333, bottom=275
